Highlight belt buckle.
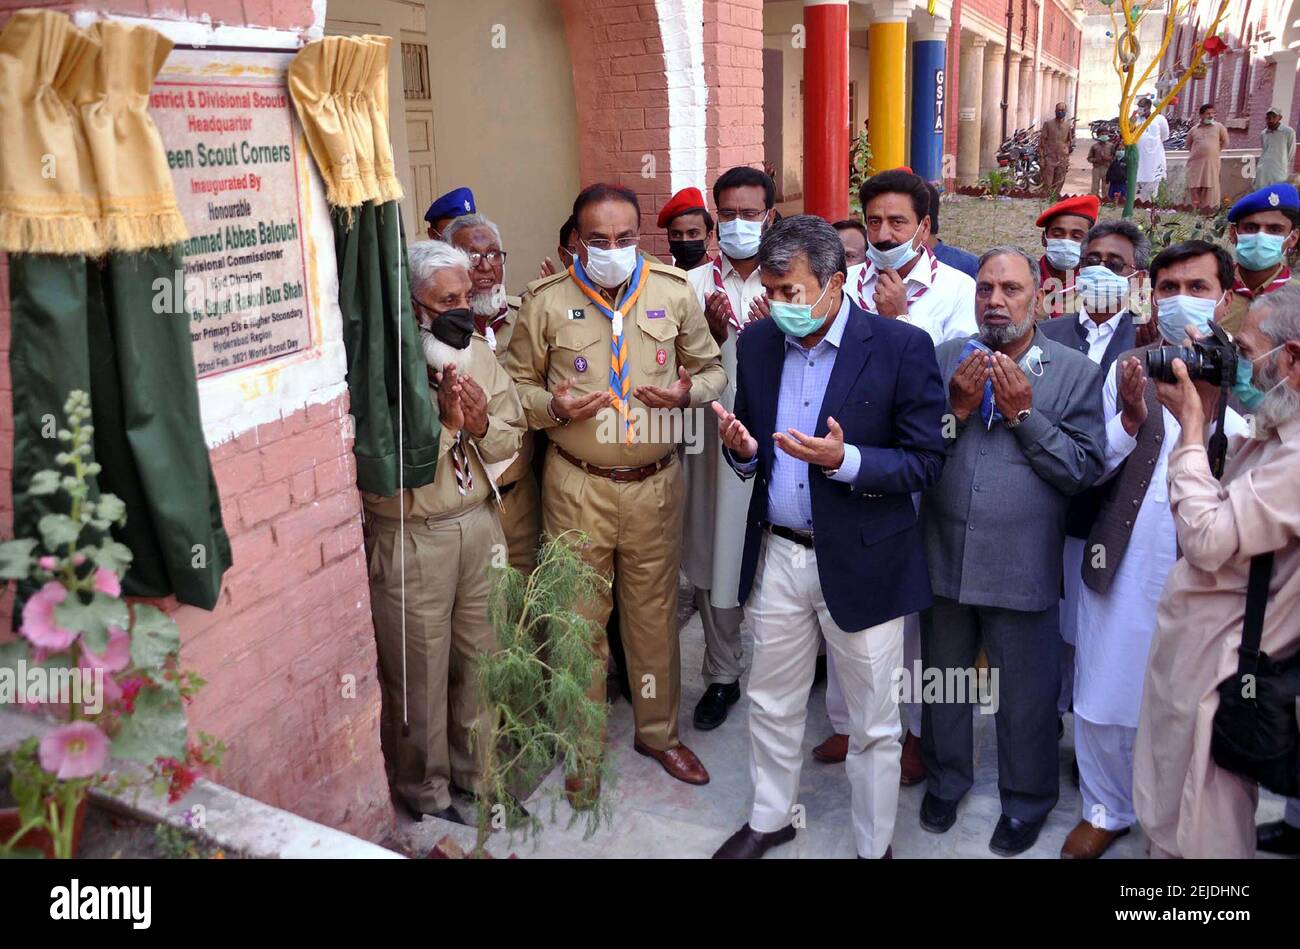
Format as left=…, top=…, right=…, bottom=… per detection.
left=609, top=466, right=637, bottom=483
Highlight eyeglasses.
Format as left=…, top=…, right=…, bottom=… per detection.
left=582, top=237, right=639, bottom=251
left=716, top=208, right=768, bottom=223
left=466, top=250, right=507, bottom=267
left=1081, top=254, right=1136, bottom=275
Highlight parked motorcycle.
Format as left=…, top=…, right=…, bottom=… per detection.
left=996, top=126, right=1042, bottom=192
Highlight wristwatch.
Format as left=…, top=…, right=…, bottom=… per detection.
left=1004, top=408, right=1032, bottom=429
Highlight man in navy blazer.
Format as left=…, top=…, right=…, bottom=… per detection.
left=709, top=216, right=947, bottom=860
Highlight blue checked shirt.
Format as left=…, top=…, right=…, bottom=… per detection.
left=733, top=293, right=861, bottom=530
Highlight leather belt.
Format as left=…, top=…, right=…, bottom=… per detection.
left=767, top=523, right=814, bottom=548
left=556, top=445, right=674, bottom=483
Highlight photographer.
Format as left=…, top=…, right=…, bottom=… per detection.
left=1133, top=281, right=1300, bottom=858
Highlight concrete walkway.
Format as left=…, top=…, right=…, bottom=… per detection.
left=396, top=595, right=1287, bottom=859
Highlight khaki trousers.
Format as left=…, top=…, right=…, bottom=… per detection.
left=365, top=501, right=504, bottom=814
left=498, top=469, right=541, bottom=574
left=1090, top=164, right=1108, bottom=197
left=1041, top=157, right=1067, bottom=197
left=542, top=444, right=685, bottom=752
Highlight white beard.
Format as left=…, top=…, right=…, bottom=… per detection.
left=421, top=328, right=473, bottom=378
left=470, top=283, right=506, bottom=318
left=1251, top=379, right=1300, bottom=440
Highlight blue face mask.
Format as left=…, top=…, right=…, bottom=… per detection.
left=1077, top=265, right=1133, bottom=312
left=1155, top=293, right=1219, bottom=344
left=718, top=218, right=764, bottom=260
left=866, top=224, right=921, bottom=272
left=1235, top=232, right=1288, bottom=271
left=769, top=281, right=832, bottom=338
left=1232, top=344, right=1286, bottom=410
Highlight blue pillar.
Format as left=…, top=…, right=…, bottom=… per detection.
left=909, top=39, right=946, bottom=183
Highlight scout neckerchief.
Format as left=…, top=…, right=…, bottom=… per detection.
left=568, top=256, right=650, bottom=444
left=856, top=246, right=939, bottom=312
left=1231, top=262, right=1291, bottom=302
left=712, top=256, right=744, bottom=332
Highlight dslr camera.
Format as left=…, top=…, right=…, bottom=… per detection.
left=1145, top=321, right=1238, bottom=387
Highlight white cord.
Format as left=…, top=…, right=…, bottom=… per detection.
left=395, top=204, right=408, bottom=735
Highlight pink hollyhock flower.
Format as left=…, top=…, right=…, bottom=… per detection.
left=38, top=721, right=109, bottom=779
left=38, top=556, right=59, bottom=571
left=92, top=568, right=121, bottom=598
left=20, top=582, right=77, bottom=650
left=118, top=676, right=147, bottom=714
left=80, top=624, right=131, bottom=674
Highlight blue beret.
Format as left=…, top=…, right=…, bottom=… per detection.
left=1227, top=183, right=1299, bottom=223
left=424, top=187, right=476, bottom=224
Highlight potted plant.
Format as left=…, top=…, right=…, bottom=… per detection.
left=469, top=532, right=611, bottom=857
left=0, top=391, right=222, bottom=858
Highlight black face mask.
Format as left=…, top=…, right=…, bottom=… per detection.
left=1056, top=110, right=1066, bottom=119
left=428, top=307, right=475, bottom=350
left=669, top=239, right=708, bottom=271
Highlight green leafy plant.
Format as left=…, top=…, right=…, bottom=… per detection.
left=848, top=130, right=875, bottom=216
left=0, top=391, right=221, bottom=859
left=472, top=531, right=612, bottom=856
left=980, top=168, right=1014, bottom=198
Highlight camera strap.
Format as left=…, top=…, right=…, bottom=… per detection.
left=1208, top=382, right=1230, bottom=479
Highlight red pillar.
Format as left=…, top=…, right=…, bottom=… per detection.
left=803, top=0, right=849, bottom=221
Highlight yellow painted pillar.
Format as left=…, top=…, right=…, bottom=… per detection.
left=868, top=18, right=908, bottom=172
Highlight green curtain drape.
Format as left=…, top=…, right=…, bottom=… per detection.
left=9, top=251, right=232, bottom=611
left=333, top=200, right=440, bottom=496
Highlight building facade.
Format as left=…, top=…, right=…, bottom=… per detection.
left=1161, top=0, right=1300, bottom=167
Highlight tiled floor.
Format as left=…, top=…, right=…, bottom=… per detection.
left=396, top=595, right=1287, bottom=859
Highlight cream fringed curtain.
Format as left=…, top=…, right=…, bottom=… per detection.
left=287, top=34, right=404, bottom=209
left=286, top=34, right=437, bottom=497
left=2, top=10, right=231, bottom=614
left=0, top=10, right=186, bottom=255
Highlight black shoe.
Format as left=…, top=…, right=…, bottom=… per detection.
left=693, top=681, right=742, bottom=730
left=1257, top=820, right=1300, bottom=856
left=989, top=814, right=1045, bottom=857
left=813, top=653, right=828, bottom=686
left=430, top=804, right=468, bottom=826
left=712, top=823, right=796, bottom=859
left=919, top=792, right=961, bottom=833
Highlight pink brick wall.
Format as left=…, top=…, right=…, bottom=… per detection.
left=0, top=0, right=395, bottom=843
left=557, top=0, right=764, bottom=260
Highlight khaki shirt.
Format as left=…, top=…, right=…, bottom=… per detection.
left=505, top=257, right=726, bottom=468
left=489, top=296, right=532, bottom=487
left=1040, top=117, right=1072, bottom=160
left=363, top=333, right=524, bottom=520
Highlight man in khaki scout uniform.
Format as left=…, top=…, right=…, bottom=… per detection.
left=446, top=212, right=540, bottom=573
left=506, top=182, right=727, bottom=800
left=364, top=240, right=524, bottom=825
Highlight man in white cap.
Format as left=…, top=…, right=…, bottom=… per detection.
left=1257, top=106, right=1296, bottom=189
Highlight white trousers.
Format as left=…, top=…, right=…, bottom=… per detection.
left=827, top=615, right=920, bottom=737
left=1075, top=715, right=1137, bottom=831
left=747, top=533, right=904, bottom=858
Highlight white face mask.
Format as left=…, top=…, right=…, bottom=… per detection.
left=1156, top=292, right=1221, bottom=344
left=582, top=241, right=639, bottom=289
left=718, top=218, right=764, bottom=260
left=1044, top=238, right=1081, bottom=270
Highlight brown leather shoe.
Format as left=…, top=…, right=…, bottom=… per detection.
left=564, top=772, right=600, bottom=811
left=1060, top=819, right=1130, bottom=859
left=900, top=731, right=925, bottom=785
left=633, top=740, right=710, bottom=785
left=713, top=822, right=796, bottom=858
left=812, top=733, right=848, bottom=764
